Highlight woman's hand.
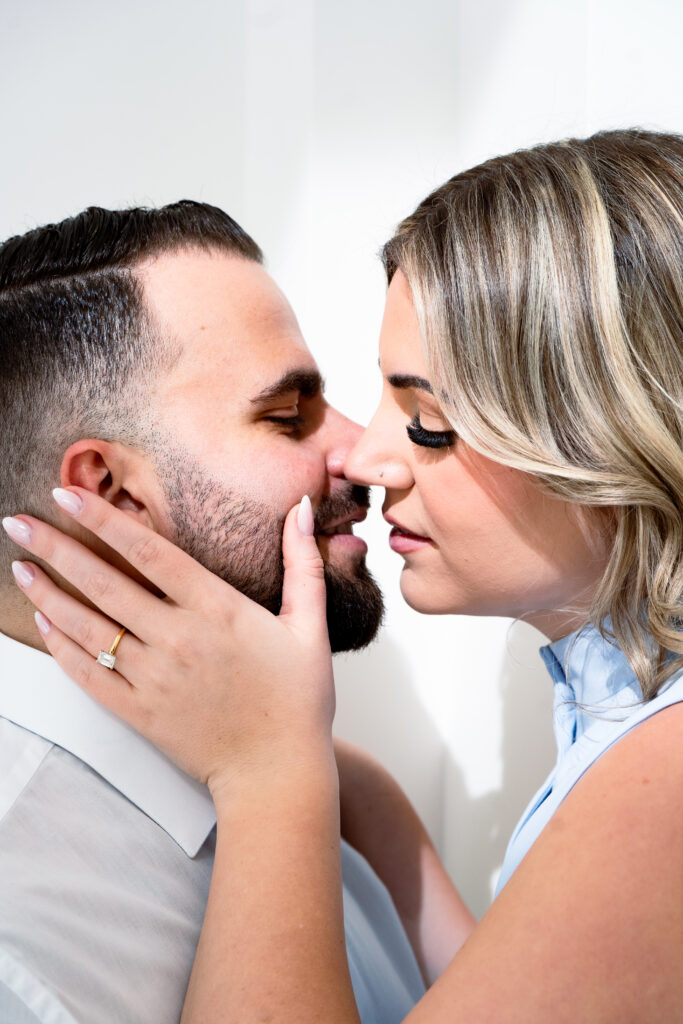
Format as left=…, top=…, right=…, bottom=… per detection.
left=4, top=489, right=356, bottom=1022
left=3, top=487, right=335, bottom=797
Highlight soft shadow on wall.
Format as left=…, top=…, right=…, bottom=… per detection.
left=333, top=620, right=556, bottom=921
left=440, top=623, right=557, bottom=917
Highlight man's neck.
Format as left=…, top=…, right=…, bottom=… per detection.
left=0, top=602, right=50, bottom=655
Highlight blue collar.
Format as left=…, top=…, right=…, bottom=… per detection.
left=539, top=622, right=645, bottom=755
left=540, top=622, right=642, bottom=707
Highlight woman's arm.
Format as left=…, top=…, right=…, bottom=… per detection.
left=335, top=738, right=476, bottom=986
left=181, top=762, right=360, bottom=1024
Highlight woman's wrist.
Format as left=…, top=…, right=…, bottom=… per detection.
left=207, top=740, right=339, bottom=811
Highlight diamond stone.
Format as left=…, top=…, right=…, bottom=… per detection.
left=97, top=650, right=116, bottom=669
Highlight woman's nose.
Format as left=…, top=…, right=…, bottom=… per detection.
left=344, top=412, right=413, bottom=491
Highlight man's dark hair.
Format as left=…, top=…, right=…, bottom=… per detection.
left=0, top=200, right=262, bottom=581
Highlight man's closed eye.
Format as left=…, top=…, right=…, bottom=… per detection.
left=262, top=410, right=306, bottom=433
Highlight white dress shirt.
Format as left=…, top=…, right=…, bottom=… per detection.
left=0, top=630, right=425, bottom=1024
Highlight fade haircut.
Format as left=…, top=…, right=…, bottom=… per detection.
left=0, top=200, right=262, bottom=583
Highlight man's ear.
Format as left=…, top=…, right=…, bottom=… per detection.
left=60, top=439, right=156, bottom=528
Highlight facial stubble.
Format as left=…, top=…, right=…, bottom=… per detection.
left=159, top=457, right=384, bottom=653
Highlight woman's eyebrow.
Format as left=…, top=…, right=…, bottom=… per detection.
left=386, top=373, right=434, bottom=395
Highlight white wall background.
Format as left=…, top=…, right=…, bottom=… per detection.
left=1, top=0, right=680, bottom=917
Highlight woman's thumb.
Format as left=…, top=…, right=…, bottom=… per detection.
left=279, top=496, right=328, bottom=632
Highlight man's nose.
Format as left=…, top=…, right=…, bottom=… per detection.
left=323, top=407, right=364, bottom=478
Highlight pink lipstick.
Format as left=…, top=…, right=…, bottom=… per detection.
left=385, top=516, right=433, bottom=554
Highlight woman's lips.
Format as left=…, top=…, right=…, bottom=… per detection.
left=388, top=525, right=433, bottom=554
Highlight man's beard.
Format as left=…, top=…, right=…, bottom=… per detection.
left=159, top=456, right=384, bottom=653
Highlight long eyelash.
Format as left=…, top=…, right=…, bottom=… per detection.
left=406, top=415, right=456, bottom=449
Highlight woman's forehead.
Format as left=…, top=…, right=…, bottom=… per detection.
left=378, top=272, right=426, bottom=374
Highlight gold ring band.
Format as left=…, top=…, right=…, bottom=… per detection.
left=96, top=626, right=127, bottom=671
left=109, top=626, right=127, bottom=657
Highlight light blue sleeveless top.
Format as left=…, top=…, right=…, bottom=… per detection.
left=495, top=622, right=683, bottom=896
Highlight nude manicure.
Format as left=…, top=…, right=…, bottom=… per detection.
left=2, top=517, right=33, bottom=546
left=11, top=561, right=35, bottom=588
left=297, top=495, right=315, bottom=537
left=34, top=611, right=51, bottom=636
left=52, top=488, right=84, bottom=515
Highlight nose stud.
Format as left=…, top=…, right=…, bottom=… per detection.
left=379, top=470, right=384, bottom=479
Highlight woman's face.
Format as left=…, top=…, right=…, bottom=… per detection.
left=345, top=271, right=610, bottom=641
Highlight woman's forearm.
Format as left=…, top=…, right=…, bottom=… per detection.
left=336, top=739, right=475, bottom=986
left=180, top=755, right=361, bottom=1024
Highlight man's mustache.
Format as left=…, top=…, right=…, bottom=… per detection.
left=314, top=485, right=371, bottom=533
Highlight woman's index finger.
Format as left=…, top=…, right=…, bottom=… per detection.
left=52, top=487, right=215, bottom=607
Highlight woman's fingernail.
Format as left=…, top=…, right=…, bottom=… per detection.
left=297, top=495, right=315, bottom=537
left=34, top=611, right=52, bottom=636
left=11, top=561, right=35, bottom=588
left=52, top=488, right=84, bottom=516
left=2, top=517, right=33, bottom=546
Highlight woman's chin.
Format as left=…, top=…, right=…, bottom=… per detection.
left=398, top=573, right=459, bottom=616
left=398, top=571, right=497, bottom=617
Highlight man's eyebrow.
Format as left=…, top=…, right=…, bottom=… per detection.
left=250, top=369, right=326, bottom=405
left=386, top=373, right=434, bottom=395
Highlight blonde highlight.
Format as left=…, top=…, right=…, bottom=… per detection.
left=383, top=129, right=683, bottom=699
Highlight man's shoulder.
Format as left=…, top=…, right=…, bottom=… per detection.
left=0, top=716, right=119, bottom=834
left=0, top=718, right=53, bottom=829
left=0, top=717, right=215, bottom=1024
left=0, top=947, right=79, bottom=1024
left=0, top=716, right=213, bottom=865
left=0, top=715, right=215, bottom=926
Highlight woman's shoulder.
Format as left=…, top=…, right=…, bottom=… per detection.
left=543, top=695, right=683, bottom=911
left=429, top=700, right=683, bottom=1022
left=495, top=647, right=683, bottom=896
left=550, top=696, right=683, bottom=893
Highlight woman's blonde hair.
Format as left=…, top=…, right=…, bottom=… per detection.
left=382, top=129, right=683, bottom=700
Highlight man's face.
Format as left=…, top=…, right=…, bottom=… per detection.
left=138, top=248, right=383, bottom=651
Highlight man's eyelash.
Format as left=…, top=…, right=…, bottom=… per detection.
left=263, top=415, right=305, bottom=430
left=406, top=414, right=456, bottom=449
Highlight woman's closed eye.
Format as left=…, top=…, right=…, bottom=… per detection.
left=406, top=414, right=456, bottom=449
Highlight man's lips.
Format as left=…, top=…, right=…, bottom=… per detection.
left=316, top=508, right=368, bottom=537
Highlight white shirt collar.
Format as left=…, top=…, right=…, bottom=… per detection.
left=0, top=629, right=216, bottom=857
